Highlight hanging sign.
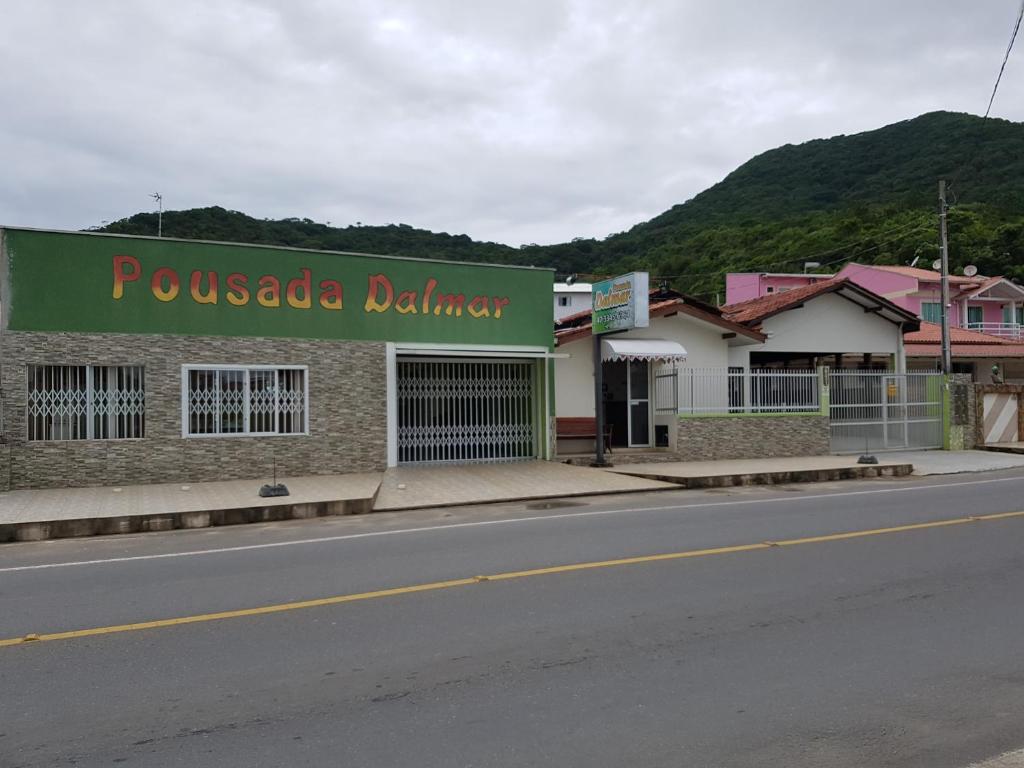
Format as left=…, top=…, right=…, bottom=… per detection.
left=591, top=271, right=649, bottom=334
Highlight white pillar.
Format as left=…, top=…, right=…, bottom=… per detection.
left=385, top=342, right=398, bottom=468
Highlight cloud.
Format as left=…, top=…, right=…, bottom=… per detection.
left=0, top=0, right=1021, bottom=245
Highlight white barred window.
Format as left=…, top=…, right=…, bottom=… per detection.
left=184, top=366, right=308, bottom=437
left=28, top=365, right=145, bottom=441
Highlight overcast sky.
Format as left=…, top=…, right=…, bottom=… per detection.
left=1, top=1, right=1022, bottom=246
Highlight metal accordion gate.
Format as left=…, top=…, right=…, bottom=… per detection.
left=397, top=358, right=536, bottom=465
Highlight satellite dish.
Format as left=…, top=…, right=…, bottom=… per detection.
left=932, top=259, right=942, bottom=271
left=963, top=265, right=978, bottom=277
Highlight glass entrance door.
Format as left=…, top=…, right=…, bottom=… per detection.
left=628, top=360, right=651, bottom=447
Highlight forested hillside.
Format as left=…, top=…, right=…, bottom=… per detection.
left=97, top=111, right=1024, bottom=301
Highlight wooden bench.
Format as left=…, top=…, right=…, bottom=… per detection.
left=555, top=416, right=613, bottom=454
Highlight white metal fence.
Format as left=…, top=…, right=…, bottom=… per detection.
left=829, top=370, right=944, bottom=452
left=657, top=366, right=820, bottom=415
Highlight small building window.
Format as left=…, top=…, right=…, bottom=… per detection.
left=557, top=296, right=571, bottom=307
left=1002, top=306, right=1022, bottom=324
left=921, top=302, right=942, bottom=323
left=184, top=366, right=307, bottom=437
left=28, top=365, right=145, bottom=441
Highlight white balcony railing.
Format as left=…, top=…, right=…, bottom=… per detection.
left=965, top=322, right=1024, bottom=340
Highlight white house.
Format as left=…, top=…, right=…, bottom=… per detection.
left=553, top=281, right=593, bottom=321
left=553, top=290, right=765, bottom=451
left=720, top=278, right=919, bottom=371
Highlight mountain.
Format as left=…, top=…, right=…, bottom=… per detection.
left=97, top=111, right=1024, bottom=300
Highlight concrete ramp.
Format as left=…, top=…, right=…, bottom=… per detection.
left=374, top=460, right=676, bottom=511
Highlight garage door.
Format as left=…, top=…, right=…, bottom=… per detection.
left=397, top=358, right=536, bottom=464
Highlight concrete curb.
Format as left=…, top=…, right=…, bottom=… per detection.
left=0, top=494, right=378, bottom=544
left=372, top=483, right=678, bottom=513
left=977, top=444, right=1024, bottom=455
left=0, top=464, right=912, bottom=544
left=609, top=463, right=914, bottom=488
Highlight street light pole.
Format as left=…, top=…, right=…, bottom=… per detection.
left=150, top=192, right=163, bottom=237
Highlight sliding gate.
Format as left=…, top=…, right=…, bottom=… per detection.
left=397, top=358, right=536, bottom=464
left=829, top=371, right=944, bottom=453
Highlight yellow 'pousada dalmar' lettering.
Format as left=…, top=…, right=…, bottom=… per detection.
left=111, top=256, right=510, bottom=319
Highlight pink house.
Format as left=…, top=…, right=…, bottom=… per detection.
left=834, top=264, right=1024, bottom=338
left=726, top=264, right=1024, bottom=339
left=724, top=272, right=833, bottom=304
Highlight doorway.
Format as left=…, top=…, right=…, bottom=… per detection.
left=396, top=358, right=536, bottom=464
left=602, top=359, right=651, bottom=447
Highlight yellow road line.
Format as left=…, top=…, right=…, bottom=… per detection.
left=4, top=509, right=1024, bottom=649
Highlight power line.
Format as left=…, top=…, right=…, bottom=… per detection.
left=949, top=1, right=1024, bottom=201
left=985, top=0, right=1024, bottom=118
left=646, top=220, right=933, bottom=283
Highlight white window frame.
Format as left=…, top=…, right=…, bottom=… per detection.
left=181, top=364, right=310, bottom=438
left=26, top=364, right=146, bottom=442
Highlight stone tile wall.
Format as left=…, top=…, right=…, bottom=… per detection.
left=676, top=415, right=831, bottom=462
left=0, top=443, right=9, bottom=492
left=0, top=331, right=387, bottom=490
left=949, top=373, right=977, bottom=450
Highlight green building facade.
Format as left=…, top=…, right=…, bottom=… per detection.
left=0, top=228, right=555, bottom=491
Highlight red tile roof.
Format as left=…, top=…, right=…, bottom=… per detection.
left=721, top=277, right=920, bottom=329
left=904, top=322, right=1016, bottom=345
left=906, top=343, right=1024, bottom=358
left=719, top=278, right=845, bottom=324
left=904, top=322, right=1024, bottom=358
left=554, top=297, right=764, bottom=346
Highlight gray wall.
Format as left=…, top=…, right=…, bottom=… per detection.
left=0, top=331, right=387, bottom=490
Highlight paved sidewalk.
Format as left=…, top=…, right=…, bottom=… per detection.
left=969, top=749, right=1024, bottom=768
left=896, top=450, right=1024, bottom=475
left=374, top=461, right=675, bottom=511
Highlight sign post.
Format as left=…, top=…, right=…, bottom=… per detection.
left=591, top=272, right=649, bottom=466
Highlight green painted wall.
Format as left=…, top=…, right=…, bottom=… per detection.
left=1, top=229, right=554, bottom=347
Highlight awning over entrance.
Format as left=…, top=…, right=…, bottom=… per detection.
left=601, top=338, right=687, bottom=362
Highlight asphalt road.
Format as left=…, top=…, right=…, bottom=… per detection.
left=3, top=470, right=1024, bottom=767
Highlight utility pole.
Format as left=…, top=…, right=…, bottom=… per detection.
left=150, top=192, right=163, bottom=237
left=938, top=180, right=952, bottom=374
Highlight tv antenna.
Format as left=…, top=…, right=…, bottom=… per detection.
left=150, top=192, right=163, bottom=237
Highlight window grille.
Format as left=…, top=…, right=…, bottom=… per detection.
left=27, top=365, right=145, bottom=441
left=184, top=366, right=307, bottom=437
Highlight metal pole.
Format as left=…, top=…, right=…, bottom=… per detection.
left=151, top=192, right=163, bottom=238
left=939, top=180, right=952, bottom=374
left=592, top=332, right=607, bottom=466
